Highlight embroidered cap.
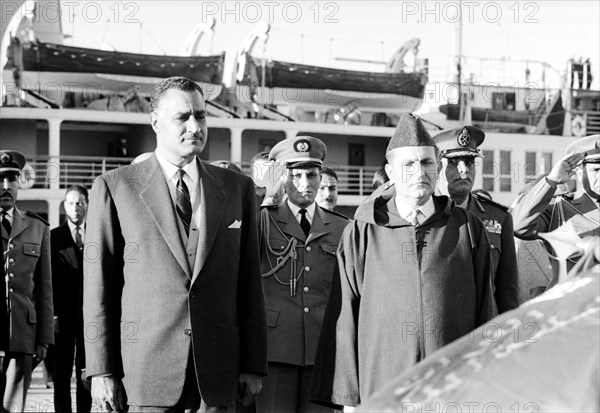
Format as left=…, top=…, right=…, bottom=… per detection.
left=0, top=150, right=26, bottom=175
left=269, top=136, right=327, bottom=169
left=433, top=126, right=485, bottom=158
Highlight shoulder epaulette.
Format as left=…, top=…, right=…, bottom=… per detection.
left=473, top=193, right=509, bottom=212
left=26, top=210, right=49, bottom=225
left=321, top=207, right=350, bottom=221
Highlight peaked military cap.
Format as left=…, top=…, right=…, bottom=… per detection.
left=566, top=134, right=600, bottom=164
left=210, top=160, right=242, bottom=173
left=433, top=125, right=485, bottom=158
left=269, top=136, right=327, bottom=169
left=0, top=150, right=26, bottom=175
left=386, top=113, right=435, bottom=152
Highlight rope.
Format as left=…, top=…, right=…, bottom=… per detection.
left=260, top=210, right=306, bottom=296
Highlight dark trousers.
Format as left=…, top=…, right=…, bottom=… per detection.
left=54, top=323, right=91, bottom=413
left=255, top=363, right=334, bottom=413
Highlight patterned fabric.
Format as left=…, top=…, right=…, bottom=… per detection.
left=176, top=169, right=192, bottom=236
left=75, top=226, right=84, bottom=249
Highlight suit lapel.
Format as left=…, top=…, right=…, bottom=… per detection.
left=306, top=206, right=331, bottom=244
left=276, top=202, right=306, bottom=242
left=140, top=155, right=191, bottom=278
left=9, top=208, right=28, bottom=239
left=58, top=223, right=79, bottom=270
left=192, top=162, right=227, bottom=283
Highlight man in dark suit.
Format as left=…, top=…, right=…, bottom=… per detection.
left=84, top=76, right=267, bottom=412
left=1, top=150, right=54, bottom=411
left=51, top=185, right=91, bottom=413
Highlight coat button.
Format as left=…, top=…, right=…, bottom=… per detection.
left=8, top=258, right=14, bottom=264
left=306, top=246, right=311, bottom=252
left=304, top=266, right=310, bottom=272
left=190, top=291, right=195, bottom=298
left=184, top=329, right=192, bottom=336
left=304, top=307, right=309, bottom=313
left=9, top=288, right=13, bottom=293
left=9, top=244, right=14, bottom=249
left=8, top=273, right=14, bottom=278
left=303, top=286, right=309, bottom=293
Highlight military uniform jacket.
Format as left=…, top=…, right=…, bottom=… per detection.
left=466, top=193, right=520, bottom=313
left=2, top=207, right=54, bottom=354
left=311, top=189, right=495, bottom=408
left=259, top=202, right=348, bottom=366
left=512, top=179, right=600, bottom=281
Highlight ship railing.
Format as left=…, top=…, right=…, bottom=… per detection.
left=571, top=110, right=600, bottom=135
left=21, top=156, right=135, bottom=190
left=22, top=156, right=381, bottom=197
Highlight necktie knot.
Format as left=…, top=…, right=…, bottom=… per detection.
left=75, top=225, right=84, bottom=249
left=407, top=209, right=420, bottom=226
left=299, top=209, right=310, bottom=237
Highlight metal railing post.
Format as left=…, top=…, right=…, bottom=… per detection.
left=359, top=168, right=364, bottom=195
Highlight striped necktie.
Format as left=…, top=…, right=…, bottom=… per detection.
left=75, top=226, right=84, bottom=249
left=176, top=169, right=192, bottom=236
left=407, top=209, right=420, bottom=226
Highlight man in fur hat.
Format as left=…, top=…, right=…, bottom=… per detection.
left=310, top=114, right=496, bottom=409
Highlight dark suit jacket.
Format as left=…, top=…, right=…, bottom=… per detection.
left=51, top=222, right=83, bottom=332
left=83, top=155, right=268, bottom=407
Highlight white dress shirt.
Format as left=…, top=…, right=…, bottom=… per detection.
left=287, top=200, right=316, bottom=226
left=67, top=220, right=85, bottom=245
left=395, top=196, right=435, bottom=225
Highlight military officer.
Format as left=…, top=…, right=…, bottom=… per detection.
left=513, top=134, right=600, bottom=286
left=435, top=126, right=520, bottom=313
left=0, top=150, right=53, bottom=411
left=256, top=137, right=348, bottom=413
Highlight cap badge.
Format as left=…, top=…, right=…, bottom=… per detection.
left=294, top=139, right=311, bottom=153
left=457, top=128, right=471, bottom=147
left=0, top=153, right=11, bottom=164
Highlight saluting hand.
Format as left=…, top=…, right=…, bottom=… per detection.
left=91, top=376, right=128, bottom=412
left=547, top=152, right=586, bottom=185
left=256, top=161, right=286, bottom=207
